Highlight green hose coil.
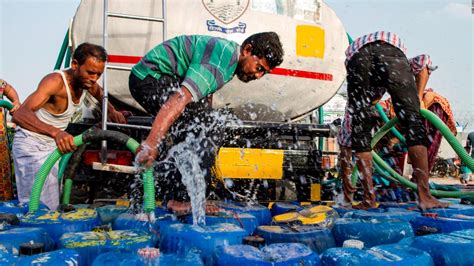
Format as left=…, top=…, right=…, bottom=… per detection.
left=350, top=108, right=474, bottom=198
left=29, top=131, right=156, bottom=213
left=29, top=136, right=83, bottom=212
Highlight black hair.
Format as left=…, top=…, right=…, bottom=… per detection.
left=73, top=43, right=108, bottom=65
left=242, top=32, right=284, bottom=69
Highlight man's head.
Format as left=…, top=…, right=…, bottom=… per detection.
left=71, top=43, right=108, bottom=89
left=236, top=32, right=284, bottom=82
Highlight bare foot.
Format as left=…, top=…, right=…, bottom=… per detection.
left=418, top=197, right=449, bottom=211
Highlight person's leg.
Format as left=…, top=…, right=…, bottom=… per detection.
left=338, top=146, right=356, bottom=205
left=379, top=45, right=447, bottom=210
left=353, top=151, right=376, bottom=209
left=12, top=130, right=59, bottom=210
left=346, top=45, right=378, bottom=209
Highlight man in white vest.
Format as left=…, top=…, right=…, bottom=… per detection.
left=12, top=43, right=126, bottom=210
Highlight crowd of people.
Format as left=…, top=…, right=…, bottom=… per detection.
left=0, top=30, right=469, bottom=213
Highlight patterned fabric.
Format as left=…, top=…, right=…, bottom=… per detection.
left=132, top=35, right=240, bottom=102
left=13, top=129, right=59, bottom=210
left=409, top=54, right=438, bottom=75
left=345, top=31, right=407, bottom=63
left=337, top=104, right=379, bottom=148
left=0, top=79, right=12, bottom=200
left=0, top=79, right=6, bottom=94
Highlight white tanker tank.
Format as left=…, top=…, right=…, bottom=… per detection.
left=71, top=0, right=348, bottom=122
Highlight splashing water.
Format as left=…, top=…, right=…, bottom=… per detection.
left=168, top=133, right=208, bottom=225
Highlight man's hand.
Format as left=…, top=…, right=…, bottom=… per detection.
left=107, top=110, right=126, bottom=124
left=9, top=101, right=20, bottom=114
left=54, top=131, right=76, bottom=154
left=135, top=142, right=159, bottom=168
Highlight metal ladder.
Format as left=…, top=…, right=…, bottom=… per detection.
left=100, top=0, right=167, bottom=156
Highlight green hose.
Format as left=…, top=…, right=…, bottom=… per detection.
left=29, top=130, right=155, bottom=213
left=29, top=136, right=83, bottom=212
left=57, top=153, right=72, bottom=182
left=374, top=103, right=406, bottom=144
left=420, top=109, right=474, bottom=170
left=62, top=179, right=73, bottom=205
left=349, top=108, right=474, bottom=197
left=124, top=138, right=155, bottom=213
left=0, top=100, right=14, bottom=111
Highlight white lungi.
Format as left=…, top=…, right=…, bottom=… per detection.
left=12, top=129, right=60, bottom=210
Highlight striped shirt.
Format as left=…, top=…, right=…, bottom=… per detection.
left=345, top=31, right=407, bottom=62
left=132, top=35, right=240, bottom=102
left=409, top=54, right=437, bottom=75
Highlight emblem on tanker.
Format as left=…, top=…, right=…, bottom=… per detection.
left=202, top=0, right=250, bottom=24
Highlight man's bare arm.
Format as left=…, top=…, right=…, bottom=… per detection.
left=136, top=87, right=193, bottom=167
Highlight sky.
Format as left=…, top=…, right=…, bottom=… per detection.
left=1, top=0, right=473, bottom=130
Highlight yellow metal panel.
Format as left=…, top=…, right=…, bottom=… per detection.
left=310, top=183, right=321, bottom=201
left=296, top=25, right=325, bottom=58
left=215, top=148, right=284, bottom=179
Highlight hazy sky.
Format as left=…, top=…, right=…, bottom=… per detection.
left=1, top=0, right=473, bottom=129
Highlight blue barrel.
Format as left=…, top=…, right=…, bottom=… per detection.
left=270, top=202, right=301, bottom=217
left=20, top=209, right=100, bottom=243
left=332, top=218, right=414, bottom=248
left=0, top=251, right=17, bottom=264
left=321, top=244, right=433, bottom=266
left=185, top=212, right=259, bottom=235
left=378, top=202, right=418, bottom=210
left=58, top=229, right=154, bottom=266
left=159, top=252, right=204, bottom=266
left=92, top=251, right=144, bottom=266
left=154, top=206, right=171, bottom=216
left=350, top=208, right=420, bottom=222
left=96, top=205, right=128, bottom=224
left=113, top=213, right=178, bottom=244
left=424, top=204, right=474, bottom=217
left=0, top=200, right=48, bottom=216
left=256, top=225, right=335, bottom=253
left=215, top=243, right=320, bottom=266
left=410, top=214, right=474, bottom=234
left=160, top=223, right=247, bottom=265
left=92, top=251, right=204, bottom=266
left=410, top=229, right=474, bottom=266
left=332, top=207, right=355, bottom=217
left=215, top=201, right=272, bottom=225
left=16, top=249, right=80, bottom=266
left=0, top=227, right=54, bottom=254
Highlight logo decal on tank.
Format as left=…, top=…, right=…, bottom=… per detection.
left=206, top=20, right=246, bottom=34
left=202, top=0, right=249, bottom=24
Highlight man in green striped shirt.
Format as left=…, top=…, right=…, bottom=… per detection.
left=129, top=32, right=283, bottom=211
left=130, top=32, right=283, bottom=166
